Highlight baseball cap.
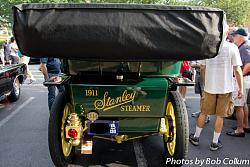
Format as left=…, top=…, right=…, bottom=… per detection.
left=230, top=28, right=248, bottom=36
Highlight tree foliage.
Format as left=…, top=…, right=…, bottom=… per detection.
left=0, top=0, right=176, bottom=26
left=0, top=0, right=249, bottom=27
left=185, top=0, right=250, bottom=26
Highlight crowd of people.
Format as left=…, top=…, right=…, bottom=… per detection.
left=0, top=37, right=35, bottom=83
left=180, top=26, right=250, bottom=151
left=0, top=37, right=19, bottom=65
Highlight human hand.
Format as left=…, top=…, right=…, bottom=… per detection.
left=50, top=76, right=62, bottom=83
left=238, top=89, right=243, bottom=99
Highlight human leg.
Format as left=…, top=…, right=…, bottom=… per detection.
left=211, top=116, right=224, bottom=150
left=0, top=51, right=5, bottom=66
left=190, top=113, right=207, bottom=146
left=209, top=94, right=226, bottom=151
left=6, top=55, right=11, bottom=64
left=243, top=80, right=250, bottom=131
left=27, top=68, right=35, bottom=81
left=243, top=104, right=249, bottom=128
left=57, top=85, right=65, bottom=93
left=190, top=92, right=216, bottom=146
left=196, top=113, right=207, bottom=130
left=26, top=64, right=36, bottom=82
left=26, top=58, right=35, bottom=81
left=179, top=86, right=187, bottom=100
left=214, top=116, right=224, bottom=134
left=48, top=85, right=56, bottom=112
left=198, top=92, right=216, bottom=129
left=205, top=93, right=229, bottom=150
left=234, top=106, right=245, bottom=133
left=227, top=106, right=245, bottom=137
left=192, top=80, right=202, bottom=117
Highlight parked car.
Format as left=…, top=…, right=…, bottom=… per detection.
left=0, top=64, right=27, bottom=102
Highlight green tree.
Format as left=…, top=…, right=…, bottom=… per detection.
left=0, top=0, right=177, bottom=26
left=0, top=0, right=78, bottom=26
left=185, top=0, right=250, bottom=26
left=1, top=0, right=249, bottom=27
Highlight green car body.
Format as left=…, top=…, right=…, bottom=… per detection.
left=68, top=61, right=180, bottom=133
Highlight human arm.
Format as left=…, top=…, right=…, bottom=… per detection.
left=242, top=63, right=250, bottom=76
left=234, top=66, right=243, bottom=98
left=40, top=63, right=49, bottom=81
left=40, top=58, right=49, bottom=81
left=200, top=64, right=205, bottom=85
left=191, top=67, right=195, bottom=81
left=200, top=64, right=205, bottom=98
left=241, top=46, right=250, bottom=75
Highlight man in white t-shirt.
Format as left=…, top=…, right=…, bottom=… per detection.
left=189, top=28, right=243, bottom=151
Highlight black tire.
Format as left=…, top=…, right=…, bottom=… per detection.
left=48, top=92, right=74, bottom=167
left=8, top=77, right=20, bottom=102
left=164, top=91, right=189, bottom=166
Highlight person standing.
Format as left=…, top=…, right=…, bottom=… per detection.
left=40, top=58, right=64, bottom=112
left=227, top=27, right=238, bottom=43
left=20, top=54, right=36, bottom=83
left=190, top=61, right=210, bottom=124
left=227, top=28, right=250, bottom=137
left=9, top=37, right=19, bottom=64
left=179, top=61, right=192, bottom=101
left=3, top=40, right=11, bottom=64
left=0, top=44, right=5, bottom=66
left=189, top=27, right=243, bottom=151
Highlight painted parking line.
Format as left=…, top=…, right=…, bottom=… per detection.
left=0, top=104, right=4, bottom=109
left=22, top=84, right=44, bottom=87
left=185, top=96, right=200, bottom=99
left=133, top=140, right=148, bottom=167
left=0, top=97, right=34, bottom=128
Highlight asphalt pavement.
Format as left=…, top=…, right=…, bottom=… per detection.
left=0, top=65, right=249, bottom=167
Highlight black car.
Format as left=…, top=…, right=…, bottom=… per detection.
left=0, top=64, right=27, bottom=102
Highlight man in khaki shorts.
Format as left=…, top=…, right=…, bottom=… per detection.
left=189, top=27, right=243, bottom=151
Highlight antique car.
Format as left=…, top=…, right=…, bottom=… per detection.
left=13, top=3, right=226, bottom=167
left=0, top=64, right=27, bottom=102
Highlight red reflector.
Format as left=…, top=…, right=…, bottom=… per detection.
left=68, top=129, right=78, bottom=138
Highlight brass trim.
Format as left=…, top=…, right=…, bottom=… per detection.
left=159, top=118, right=167, bottom=134
left=65, top=113, right=87, bottom=147
left=61, top=103, right=73, bottom=157
left=93, top=133, right=159, bottom=143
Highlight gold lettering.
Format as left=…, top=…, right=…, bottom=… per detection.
left=121, top=105, right=151, bottom=112
left=116, top=96, right=122, bottom=103
left=94, top=90, right=136, bottom=111
left=85, top=89, right=98, bottom=97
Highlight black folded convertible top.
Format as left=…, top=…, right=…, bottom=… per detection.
left=13, top=3, right=226, bottom=61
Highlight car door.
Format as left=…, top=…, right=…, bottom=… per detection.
left=0, top=68, right=7, bottom=99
